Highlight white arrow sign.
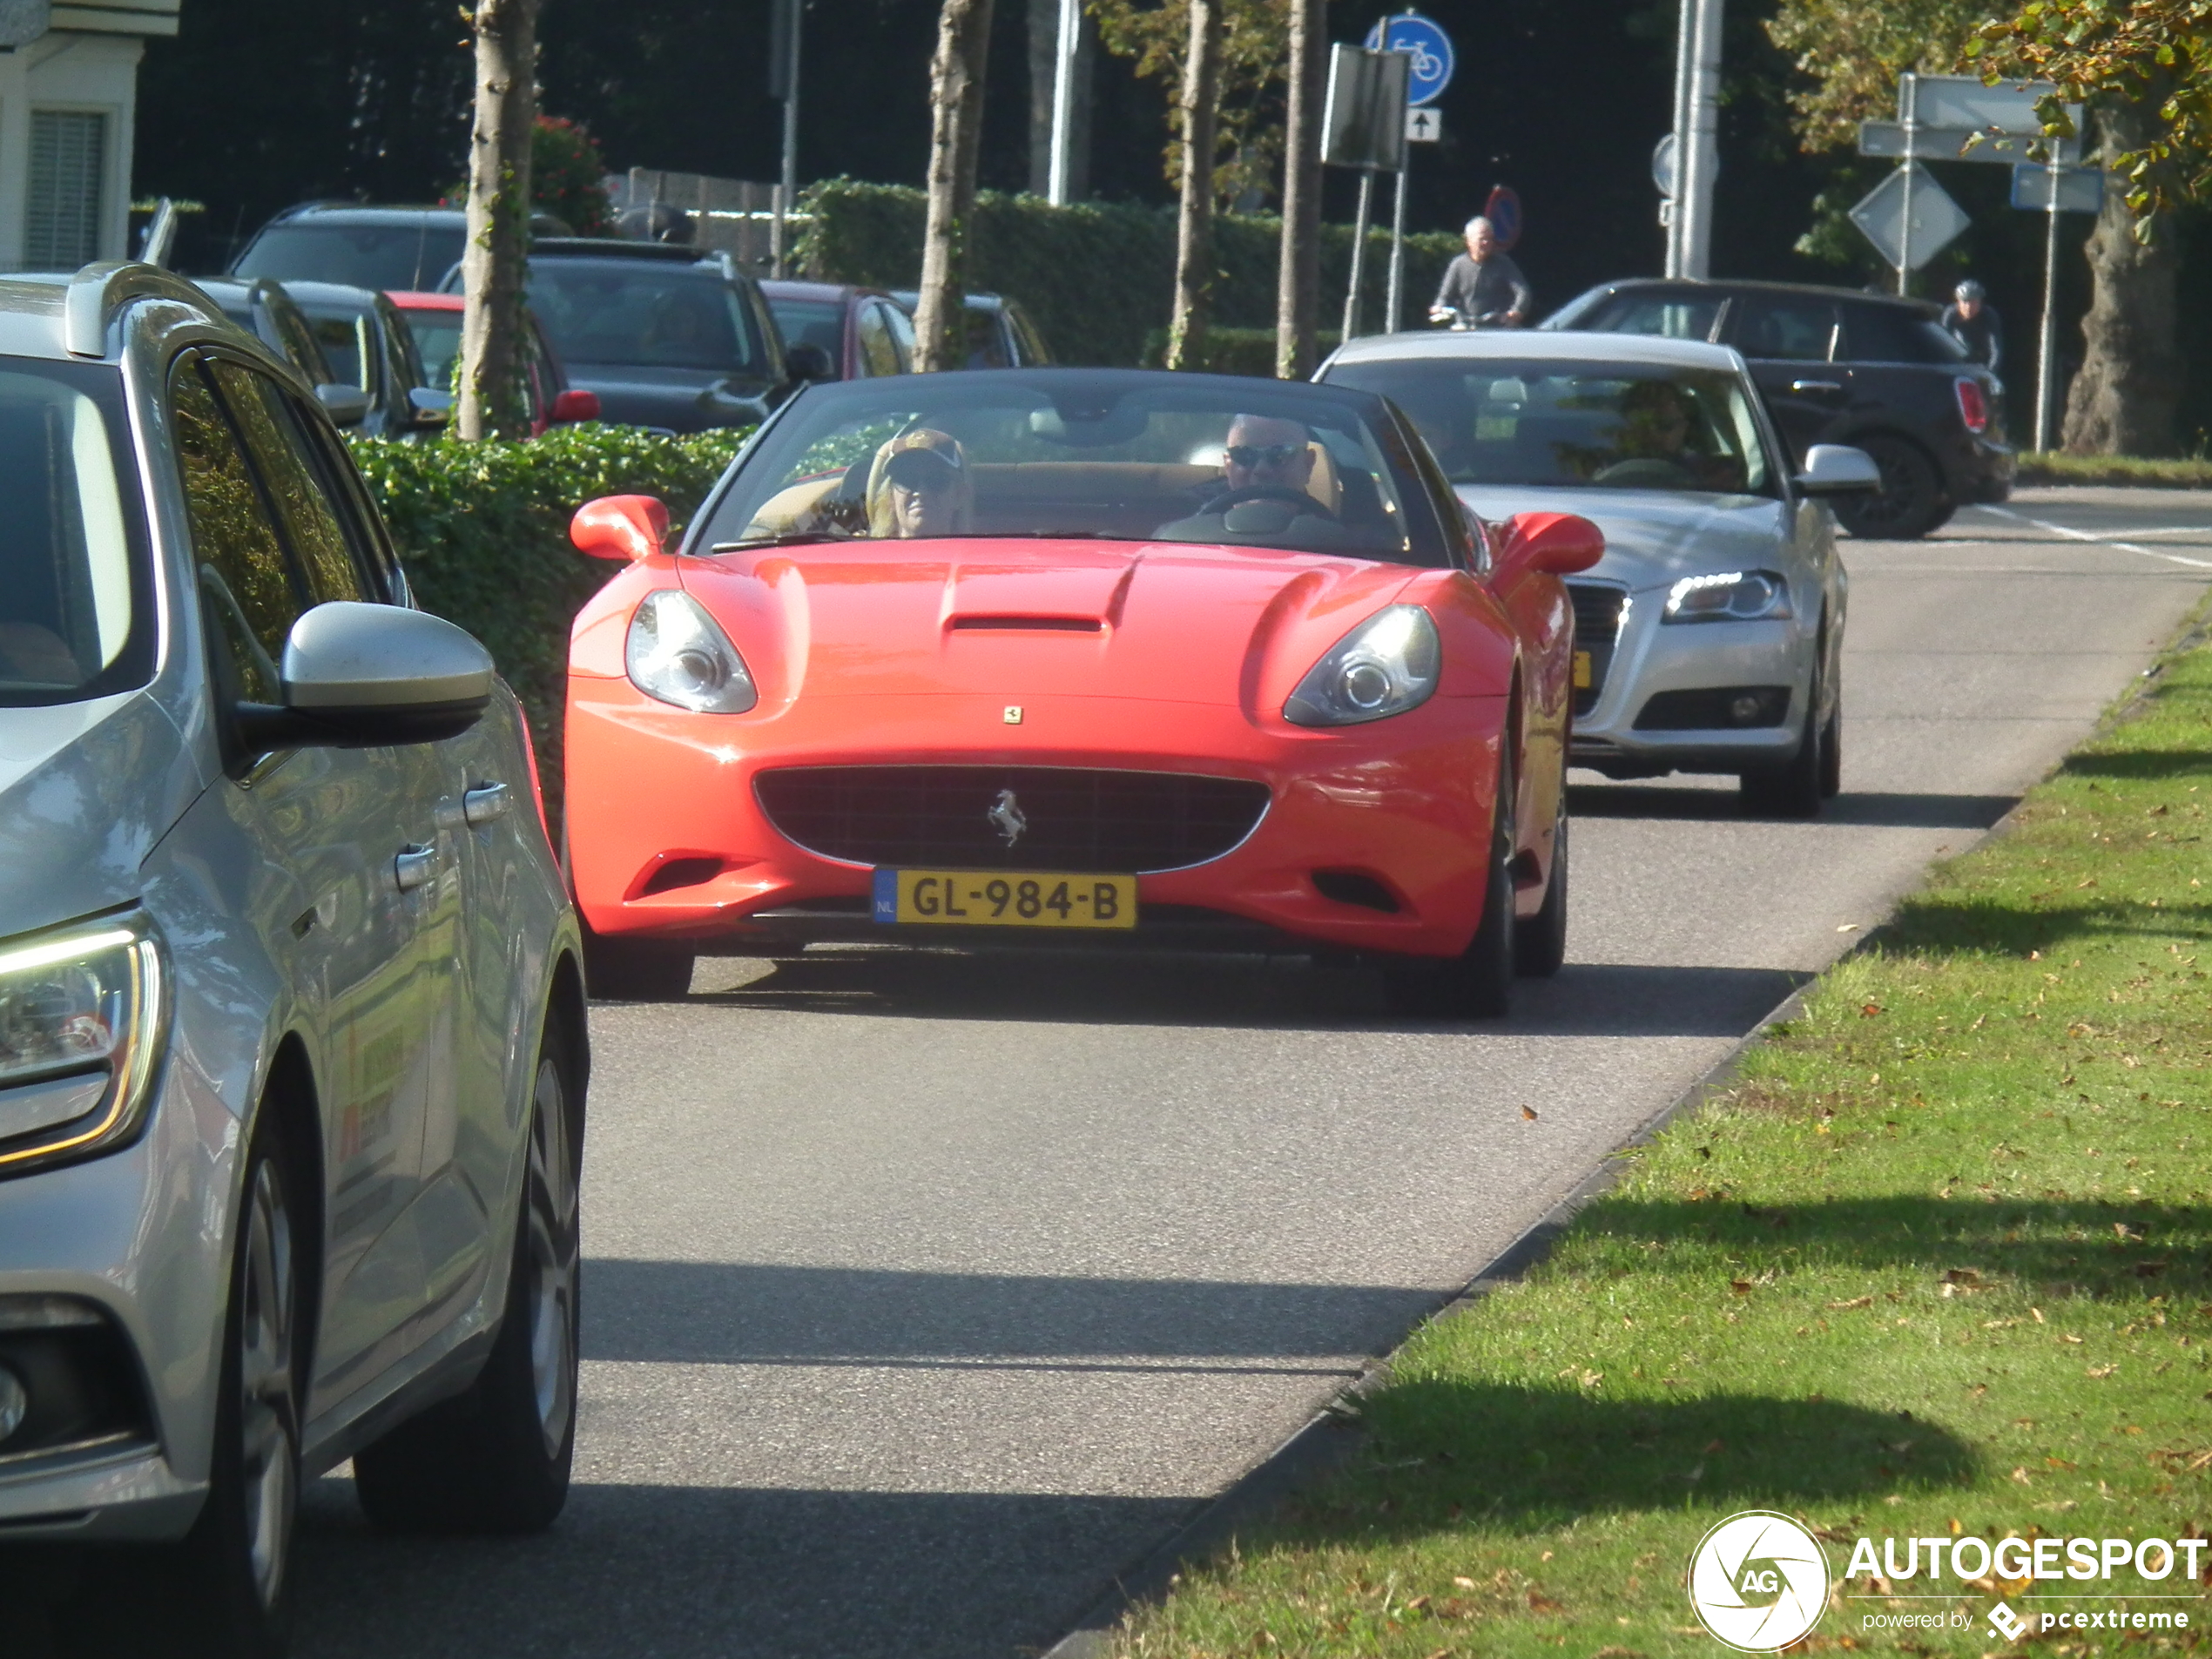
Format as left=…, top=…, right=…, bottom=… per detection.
left=1406, top=107, right=1442, bottom=143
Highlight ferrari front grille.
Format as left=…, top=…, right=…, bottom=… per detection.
left=1567, top=582, right=1629, bottom=718
left=753, top=765, right=1271, bottom=873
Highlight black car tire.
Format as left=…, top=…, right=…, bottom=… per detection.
left=582, top=927, right=694, bottom=1001
left=1385, top=753, right=1516, bottom=1017
left=354, top=1018, right=581, bottom=1534
left=172, top=1117, right=303, bottom=1658
left=1514, top=800, right=1568, bottom=978
left=1832, top=435, right=1947, bottom=541
left=1818, top=658, right=1844, bottom=799
left=1741, top=658, right=1827, bottom=819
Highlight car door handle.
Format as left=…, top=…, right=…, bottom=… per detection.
left=393, top=845, right=439, bottom=893
left=463, top=782, right=512, bottom=826
left=1790, top=379, right=1844, bottom=394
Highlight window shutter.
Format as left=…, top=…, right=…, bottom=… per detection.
left=26, top=110, right=107, bottom=271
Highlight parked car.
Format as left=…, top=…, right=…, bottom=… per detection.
left=229, top=202, right=571, bottom=294
left=483, top=240, right=796, bottom=433
left=189, top=275, right=374, bottom=429
left=888, top=289, right=1055, bottom=368
left=1321, top=330, right=1872, bottom=814
left=0, top=262, right=587, bottom=1650
left=277, top=280, right=450, bottom=439
left=387, top=289, right=601, bottom=435
left=762, top=279, right=914, bottom=380
left=563, top=368, right=1599, bottom=1016
left=1541, top=278, right=2011, bottom=540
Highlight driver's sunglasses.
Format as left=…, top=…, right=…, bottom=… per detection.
left=1224, top=442, right=1304, bottom=469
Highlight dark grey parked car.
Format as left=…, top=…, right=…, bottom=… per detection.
left=229, top=203, right=572, bottom=294
left=190, top=276, right=375, bottom=432
left=270, top=280, right=450, bottom=440
left=499, top=240, right=799, bottom=433
left=1542, top=279, right=2012, bottom=539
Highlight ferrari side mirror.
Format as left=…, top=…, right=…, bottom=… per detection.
left=571, top=495, right=670, bottom=563
left=1496, top=511, right=1605, bottom=583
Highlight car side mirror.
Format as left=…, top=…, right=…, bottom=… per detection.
left=406, top=386, right=453, bottom=429
left=785, top=341, right=836, bottom=383
left=314, top=382, right=373, bottom=428
left=571, top=494, right=670, bottom=562
left=1495, top=511, right=1605, bottom=583
left=233, top=603, right=493, bottom=752
left=549, top=388, right=601, bottom=423
left=1794, top=443, right=1881, bottom=496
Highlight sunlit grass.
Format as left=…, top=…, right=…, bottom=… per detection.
left=1111, top=628, right=2212, bottom=1656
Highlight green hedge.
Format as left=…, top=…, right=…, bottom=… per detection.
left=348, top=423, right=745, bottom=824
left=795, top=178, right=1460, bottom=370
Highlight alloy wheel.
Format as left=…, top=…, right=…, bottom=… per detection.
left=523, top=1056, right=579, bottom=1457
left=238, top=1157, right=299, bottom=1612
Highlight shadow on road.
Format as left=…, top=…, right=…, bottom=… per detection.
left=674, top=951, right=1806, bottom=1039
left=581, top=1261, right=1440, bottom=1369
left=1569, top=782, right=2019, bottom=830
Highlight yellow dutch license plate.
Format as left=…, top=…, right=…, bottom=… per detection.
left=872, top=869, right=1137, bottom=929
left=1573, top=649, right=1593, bottom=690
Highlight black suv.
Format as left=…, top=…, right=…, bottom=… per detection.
left=1542, top=279, right=2012, bottom=539
left=230, top=203, right=573, bottom=293
left=498, top=240, right=799, bottom=432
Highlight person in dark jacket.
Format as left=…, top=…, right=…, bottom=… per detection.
left=1429, top=217, right=1532, bottom=328
left=1942, top=279, right=2002, bottom=372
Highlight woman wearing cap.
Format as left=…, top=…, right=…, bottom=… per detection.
left=867, top=428, right=975, bottom=537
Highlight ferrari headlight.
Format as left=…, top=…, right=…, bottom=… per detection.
left=1284, top=605, right=1441, bottom=727
left=1662, top=570, right=1792, bottom=624
left=626, top=589, right=758, bottom=713
left=0, top=913, right=167, bottom=1177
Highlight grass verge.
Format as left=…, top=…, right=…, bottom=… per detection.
left=1109, top=624, right=2212, bottom=1657
left=2016, top=453, right=2212, bottom=489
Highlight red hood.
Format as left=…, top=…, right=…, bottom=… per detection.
left=672, top=538, right=1434, bottom=718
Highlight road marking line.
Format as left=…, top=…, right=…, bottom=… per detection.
left=1971, top=503, right=2212, bottom=570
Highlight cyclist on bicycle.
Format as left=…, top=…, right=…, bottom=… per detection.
left=1429, top=216, right=1532, bottom=329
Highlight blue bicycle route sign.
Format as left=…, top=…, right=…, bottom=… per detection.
left=1362, top=11, right=1455, bottom=108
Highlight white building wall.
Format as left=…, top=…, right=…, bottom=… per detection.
left=0, top=20, right=164, bottom=270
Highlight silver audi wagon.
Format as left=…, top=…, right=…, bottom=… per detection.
left=0, top=262, right=585, bottom=1653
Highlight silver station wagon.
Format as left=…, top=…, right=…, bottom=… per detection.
left=0, top=263, right=585, bottom=1652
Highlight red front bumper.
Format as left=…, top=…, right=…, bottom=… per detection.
left=565, top=676, right=1507, bottom=960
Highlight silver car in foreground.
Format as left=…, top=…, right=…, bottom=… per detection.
left=1321, top=331, right=1875, bottom=814
left=0, top=263, right=586, bottom=1652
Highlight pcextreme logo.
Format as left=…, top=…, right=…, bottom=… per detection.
left=1687, top=1510, right=1832, bottom=1652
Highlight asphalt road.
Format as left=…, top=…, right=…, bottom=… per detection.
left=288, top=485, right=2212, bottom=1659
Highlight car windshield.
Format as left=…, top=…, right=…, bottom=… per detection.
left=395, top=308, right=461, bottom=393
left=1325, top=357, right=1777, bottom=498
left=298, top=305, right=373, bottom=391
left=527, top=263, right=767, bottom=374
left=694, top=371, right=1443, bottom=564
left=233, top=221, right=464, bottom=293
left=0, top=361, right=151, bottom=706
left=768, top=297, right=843, bottom=362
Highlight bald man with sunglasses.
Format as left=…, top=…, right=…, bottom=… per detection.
left=1154, top=414, right=1352, bottom=549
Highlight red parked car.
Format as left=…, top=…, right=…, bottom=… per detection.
left=385, top=291, right=600, bottom=435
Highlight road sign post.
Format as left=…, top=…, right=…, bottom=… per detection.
left=1323, top=44, right=1411, bottom=341
left=1361, top=12, right=1454, bottom=337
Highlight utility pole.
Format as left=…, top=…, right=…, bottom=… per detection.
left=1665, top=0, right=1721, bottom=279
left=2034, top=141, right=2063, bottom=451
left=771, top=0, right=803, bottom=277
left=1896, top=71, right=1917, bottom=296
left=1046, top=0, right=1081, bottom=203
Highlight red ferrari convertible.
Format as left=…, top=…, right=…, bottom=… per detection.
left=563, top=368, right=1600, bottom=1015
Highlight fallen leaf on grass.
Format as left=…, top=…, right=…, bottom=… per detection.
left=2060, top=1333, right=2085, bottom=1345
left=2013, top=1467, right=2033, bottom=1484
left=1527, top=1592, right=1564, bottom=1613
left=1830, top=1296, right=1873, bottom=1310
left=1860, top=1002, right=1883, bottom=1017
left=1730, top=1280, right=1755, bottom=1295
left=2087, top=1364, right=2119, bottom=1378
left=1453, top=1576, right=1477, bottom=1588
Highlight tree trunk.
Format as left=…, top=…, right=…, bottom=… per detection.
left=1164, top=0, right=1223, bottom=371
left=1274, top=0, right=1323, bottom=380
left=458, top=0, right=538, bottom=442
left=916, top=0, right=995, bottom=373
left=2060, top=92, right=2181, bottom=456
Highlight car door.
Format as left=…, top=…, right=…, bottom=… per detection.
left=300, top=422, right=524, bottom=1329
left=854, top=300, right=904, bottom=378
left=1725, top=293, right=1849, bottom=465
left=174, top=350, right=459, bottom=1406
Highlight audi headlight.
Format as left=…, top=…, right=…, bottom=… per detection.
left=626, top=589, right=758, bottom=713
left=1284, top=605, right=1441, bottom=727
left=0, top=913, right=167, bottom=1177
left=1662, top=570, right=1792, bottom=624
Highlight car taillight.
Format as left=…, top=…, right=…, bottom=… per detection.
left=1954, top=376, right=1989, bottom=435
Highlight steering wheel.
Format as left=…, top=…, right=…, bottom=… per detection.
left=1207, top=483, right=1339, bottom=522
left=1591, top=455, right=1696, bottom=489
